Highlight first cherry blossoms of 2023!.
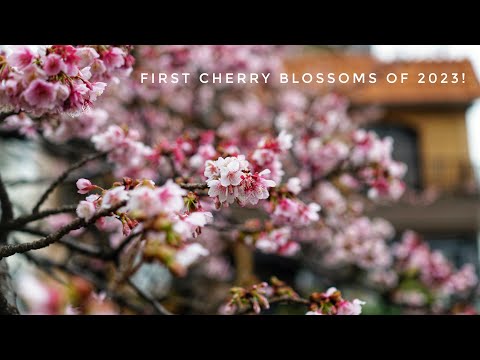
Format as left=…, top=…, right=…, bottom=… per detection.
left=0, top=45, right=477, bottom=315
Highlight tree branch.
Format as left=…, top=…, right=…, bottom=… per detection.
left=0, top=175, right=14, bottom=244
left=179, top=182, right=208, bottom=190
left=0, top=201, right=126, bottom=259
left=13, top=227, right=111, bottom=260
left=32, top=152, right=106, bottom=214
left=237, top=295, right=310, bottom=315
left=269, top=295, right=310, bottom=306
left=0, top=175, right=19, bottom=314
left=3, top=205, right=77, bottom=230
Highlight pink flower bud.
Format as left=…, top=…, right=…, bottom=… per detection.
left=76, top=178, right=93, bottom=194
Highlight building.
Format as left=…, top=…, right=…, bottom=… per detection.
left=283, top=51, right=480, bottom=265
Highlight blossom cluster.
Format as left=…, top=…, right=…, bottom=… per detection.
left=321, top=216, right=395, bottom=270
left=75, top=177, right=212, bottom=276
left=275, top=93, right=406, bottom=202
left=252, top=227, right=299, bottom=256
left=306, top=287, right=366, bottom=315
left=91, top=125, right=161, bottom=179
left=0, top=46, right=133, bottom=118
left=220, top=277, right=365, bottom=315
left=388, top=231, right=478, bottom=309
left=250, top=130, right=293, bottom=183
left=204, top=155, right=276, bottom=208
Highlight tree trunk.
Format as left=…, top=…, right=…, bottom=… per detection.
left=233, top=241, right=257, bottom=286
left=0, top=259, right=18, bottom=314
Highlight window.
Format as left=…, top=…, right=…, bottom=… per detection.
left=368, top=124, right=421, bottom=189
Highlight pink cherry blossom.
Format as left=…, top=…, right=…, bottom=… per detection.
left=75, top=47, right=100, bottom=68
left=204, top=160, right=220, bottom=179
left=237, top=170, right=276, bottom=206
left=255, top=227, right=300, bottom=256
left=1, top=113, right=37, bottom=138
left=128, top=186, right=163, bottom=217
left=76, top=200, right=96, bottom=221
left=43, top=54, right=66, bottom=76
left=175, top=243, right=209, bottom=268
left=156, top=180, right=187, bottom=213
left=337, top=299, right=366, bottom=315
left=102, top=47, right=126, bottom=70
left=173, top=211, right=213, bottom=238
left=23, top=79, right=58, bottom=109
left=219, top=157, right=244, bottom=187
left=91, top=125, right=127, bottom=151
left=7, top=47, right=35, bottom=69
left=286, top=177, right=302, bottom=195
left=272, top=198, right=320, bottom=226
left=101, top=186, right=129, bottom=209
left=207, top=179, right=237, bottom=205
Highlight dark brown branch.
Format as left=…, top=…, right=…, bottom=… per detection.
left=269, top=295, right=310, bottom=306
left=179, top=182, right=208, bottom=190
left=15, top=227, right=105, bottom=258
left=0, top=175, right=14, bottom=244
left=0, top=201, right=126, bottom=259
left=237, top=295, right=310, bottom=315
left=3, top=205, right=77, bottom=230
left=32, top=152, right=106, bottom=214
left=127, top=279, right=174, bottom=315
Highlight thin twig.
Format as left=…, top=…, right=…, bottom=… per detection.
left=0, top=174, right=14, bottom=244
left=32, top=152, right=106, bottom=214
left=269, top=296, right=310, bottom=306
left=0, top=201, right=126, bottom=259
left=127, top=279, right=174, bottom=315
left=5, top=177, right=57, bottom=186
left=3, top=205, right=77, bottom=230
left=237, top=295, right=310, bottom=315
left=14, top=226, right=109, bottom=259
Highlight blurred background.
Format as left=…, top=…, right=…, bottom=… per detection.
left=287, top=45, right=480, bottom=272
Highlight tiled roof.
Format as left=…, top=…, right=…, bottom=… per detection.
left=282, top=52, right=480, bottom=105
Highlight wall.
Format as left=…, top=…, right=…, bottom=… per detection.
left=382, top=107, right=472, bottom=191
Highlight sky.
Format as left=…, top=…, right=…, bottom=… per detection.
left=371, top=45, right=480, bottom=171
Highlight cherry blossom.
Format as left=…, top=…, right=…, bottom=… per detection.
left=76, top=200, right=96, bottom=221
